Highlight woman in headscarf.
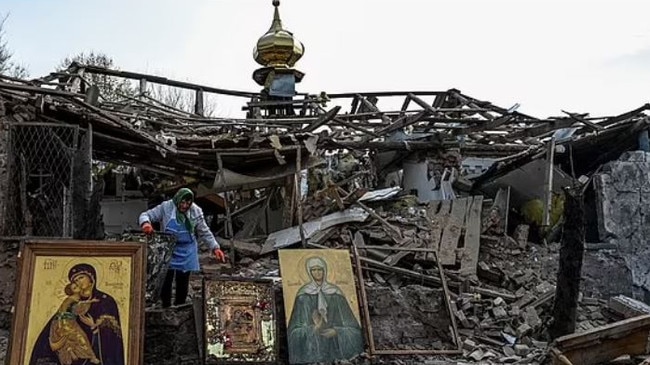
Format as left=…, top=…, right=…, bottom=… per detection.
left=286, top=256, right=364, bottom=364
left=139, top=188, right=225, bottom=308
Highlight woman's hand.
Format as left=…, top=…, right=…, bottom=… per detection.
left=214, top=248, right=226, bottom=263
left=141, top=222, right=154, bottom=235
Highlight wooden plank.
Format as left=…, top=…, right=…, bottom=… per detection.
left=432, top=200, right=451, bottom=252
left=377, top=110, right=428, bottom=135
left=415, top=200, right=441, bottom=261
left=300, top=105, right=340, bottom=132
left=554, top=314, right=650, bottom=349
left=561, top=110, right=604, bottom=131
left=562, top=331, right=650, bottom=362
left=460, top=195, right=483, bottom=275
left=438, top=198, right=468, bottom=265
left=382, top=237, right=422, bottom=266
left=461, top=114, right=514, bottom=134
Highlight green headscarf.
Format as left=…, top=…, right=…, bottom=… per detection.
left=173, top=188, right=195, bottom=233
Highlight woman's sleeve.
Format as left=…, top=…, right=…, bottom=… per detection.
left=138, top=202, right=165, bottom=226
left=194, top=207, right=219, bottom=250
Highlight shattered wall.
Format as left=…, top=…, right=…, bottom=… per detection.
left=367, top=285, right=453, bottom=350
left=594, top=150, right=650, bottom=301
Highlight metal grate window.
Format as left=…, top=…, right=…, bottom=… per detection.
left=1, top=122, right=79, bottom=237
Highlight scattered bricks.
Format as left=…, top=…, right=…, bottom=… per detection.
left=502, top=345, right=516, bottom=357
left=478, top=262, right=504, bottom=283
left=578, top=321, right=595, bottom=331
left=516, top=323, right=532, bottom=337
left=468, top=316, right=480, bottom=328
left=515, top=287, right=527, bottom=298
left=492, top=306, right=508, bottom=319
left=589, top=309, right=605, bottom=321
left=582, top=296, right=600, bottom=306
left=512, top=274, right=530, bottom=287
left=531, top=340, right=548, bottom=348
left=500, top=355, right=523, bottom=363
left=479, top=261, right=490, bottom=272
left=520, top=336, right=533, bottom=347
left=514, top=344, right=530, bottom=356
left=503, top=324, right=516, bottom=336
left=514, top=293, right=535, bottom=308
left=455, top=309, right=473, bottom=328
left=586, top=305, right=600, bottom=313
left=468, top=348, right=485, bottom=361
left=523, top=307, right=541, bottom=328
left=483, top=350, right=498, bottom=360
left=535, top=281, right=554, bottom=294
left=509, top=305, right=520, bottom=317
left=462, top=339, right=477, bottom=351
left=493, top=297, right=505, bottom=307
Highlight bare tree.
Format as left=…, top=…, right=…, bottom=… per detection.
left=59, top=52, right=217, bottom=115
left=0, top=14, right=28, bottom=78
left=58, top=52, right=135, bottom=102
left=148, top=83, right=218, bottom=116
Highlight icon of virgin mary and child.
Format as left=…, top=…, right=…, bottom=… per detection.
left=29, top=263, right=125, bottom=365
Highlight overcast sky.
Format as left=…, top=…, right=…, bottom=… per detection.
left=3, top=0, right=650, bottom=118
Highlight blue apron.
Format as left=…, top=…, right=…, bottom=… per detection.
left=165, top=216, right=200, bottom=272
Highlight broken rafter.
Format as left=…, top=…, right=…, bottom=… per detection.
left=80, top=64, right=257, bottom=98
left=378, top=110, right=429, bottom=135
left=300, top=105, right=340, bottom=132
left=561, top=110, right=604, bottom=131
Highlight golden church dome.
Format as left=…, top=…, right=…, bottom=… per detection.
left=253, top=0, right=305, bottom=68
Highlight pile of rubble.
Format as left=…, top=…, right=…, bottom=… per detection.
left=192, top=185, right=650, bottom=365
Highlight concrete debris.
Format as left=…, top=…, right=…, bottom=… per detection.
left=608, top=295, right=650, bottom=319
left=192, top=188, right=645, bottom=364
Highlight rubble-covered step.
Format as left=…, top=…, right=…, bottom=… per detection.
left=366, top=285, right=454, bottom=350
left=144, top=303, right=202, bottom=365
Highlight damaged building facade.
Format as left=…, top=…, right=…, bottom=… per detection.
left=2, top=1, right=650, bottom=364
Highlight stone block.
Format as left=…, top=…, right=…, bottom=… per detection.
left=502, top=345, right=516, bottom=356
left=462, top=339, right=477, bottom=351
left=492, top=306, right=508, bottom=319
left=514, top=344, right=530, bottom=356
left=523, top=307, right=541, bottom=328
left=516, top=323, right=532, bottom=337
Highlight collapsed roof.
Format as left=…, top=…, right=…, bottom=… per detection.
left=0, top=65, right=648, bottom=191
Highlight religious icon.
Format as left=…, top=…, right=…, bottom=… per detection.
left=203, top=278, right=277, bottom=364
left=279, top=249, right=364, bottom=364
left=6, top=240, right=146, bottom=365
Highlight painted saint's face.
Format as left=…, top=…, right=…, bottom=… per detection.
left=74, top=273, right=93, bottom=291
left=310, top=267, right=325, bottom=282
left=69, top=283, right=80, bottom=294
left=178, top=200, right=191, bottom=213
